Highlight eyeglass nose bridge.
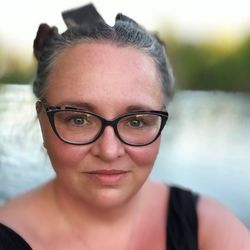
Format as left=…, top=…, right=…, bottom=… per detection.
left=96, top=117, right=122, bottom=142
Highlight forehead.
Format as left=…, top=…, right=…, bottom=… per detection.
left=49, top=41, right=158, bottom=79
left=45, top=42, right=165, bottom=111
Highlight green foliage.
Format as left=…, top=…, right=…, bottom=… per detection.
left=164, top=34, right=250, bottom=92
left=0, top=71, right=35, bottom=84
left=0, top=49, right=36, bottom=84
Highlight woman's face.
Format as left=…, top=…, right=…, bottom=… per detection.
left=38, top=42, right=166, bottom=208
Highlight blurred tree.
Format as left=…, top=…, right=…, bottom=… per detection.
left=0, top=53, right=35, bottom=84
left=163, top=33, right=250, bottom=92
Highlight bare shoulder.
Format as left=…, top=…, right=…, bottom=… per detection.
left=142, top=180, right=170, bottom=229
left=0, top=193, right=32, bottom=223
left=198, top=195, right=250, bottom=250
left=0, top=182, right=52, bottom=230
left=143, top=180, right=169, bottom=206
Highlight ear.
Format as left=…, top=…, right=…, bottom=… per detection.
left=43, top=141, right=47, bottom=150
left=35, top=101, right=47, bottom=148
left=36, top=101, right=42, bottom=114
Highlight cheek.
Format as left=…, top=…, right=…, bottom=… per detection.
left=126, top=138, right=161, bottom=169
left=39, top=117, right=90, bottom=170
left=47, top=143, right=90, bottom=172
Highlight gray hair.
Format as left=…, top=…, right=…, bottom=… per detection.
left=33, top=8, right=175, bottom=102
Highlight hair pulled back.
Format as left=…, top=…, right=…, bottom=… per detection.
left=33, top=4, right=175, bottom=102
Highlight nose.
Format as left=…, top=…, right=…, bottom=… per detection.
left=90, top=126, right=125, bottom=161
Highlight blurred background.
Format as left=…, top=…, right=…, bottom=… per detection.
left=1, top=0, right=250, bottom=90
left=0, top=0, right=250, bottom=227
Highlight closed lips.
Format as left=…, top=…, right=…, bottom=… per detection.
left=85, top=170, right=129, bottom=175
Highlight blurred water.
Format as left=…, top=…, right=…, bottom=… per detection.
left=0, top=84, right=250, bottom=228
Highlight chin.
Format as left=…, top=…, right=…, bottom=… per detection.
left=86, top=185, right=139, bottom=210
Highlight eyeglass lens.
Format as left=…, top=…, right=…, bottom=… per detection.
left=52, top=110, right=164, bottom=145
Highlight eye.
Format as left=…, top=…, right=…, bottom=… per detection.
left=121, top=114, right=161, bottom=130
left=66, top=114, right=92, bottom=127
left=71, top=117, right=86, bottom=125
left=57, top=112, right=90, bottom=127
left=128, top=119, right=144, bottom=128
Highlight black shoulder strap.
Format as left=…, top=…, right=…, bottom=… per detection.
left=167, top=186, right=199, bottom=250
left=0, top=223, right=32, bottom=250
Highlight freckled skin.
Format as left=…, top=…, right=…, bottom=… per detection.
left=39, top=42, right=166, bottom=209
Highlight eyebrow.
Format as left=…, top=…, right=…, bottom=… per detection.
left=126, top=104, right=166, bottom=112
left=51, top=101, right=98, bottom=112
left=48, top=101, right=166, bottom=113
left=46, top=101, right=97, bottom=112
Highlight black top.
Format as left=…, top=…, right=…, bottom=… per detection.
left=0, top=186, right=199, bottom=250
left=0, top=224, right=32, bottom=250
left=167, top=186, right=199, bottom=250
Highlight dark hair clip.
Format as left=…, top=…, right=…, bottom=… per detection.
left=33, top=23, right=59, bottom=59
left=62, top=3, right=105, bottom=28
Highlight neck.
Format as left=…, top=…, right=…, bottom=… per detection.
left=50, top=179, right=144, bottom=229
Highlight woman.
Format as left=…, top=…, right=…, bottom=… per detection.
left=0, top=4, right=249, bottom=250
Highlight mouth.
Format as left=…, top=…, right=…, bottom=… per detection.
left=83, top=169, right=130, bottom=185
left=87, top=169, right=129, bottom=174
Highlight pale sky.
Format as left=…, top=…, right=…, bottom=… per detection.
left=0, top=0, right=250, bottom=56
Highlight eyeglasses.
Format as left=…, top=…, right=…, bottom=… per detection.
left=39, top=101, right=168, bottom=146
